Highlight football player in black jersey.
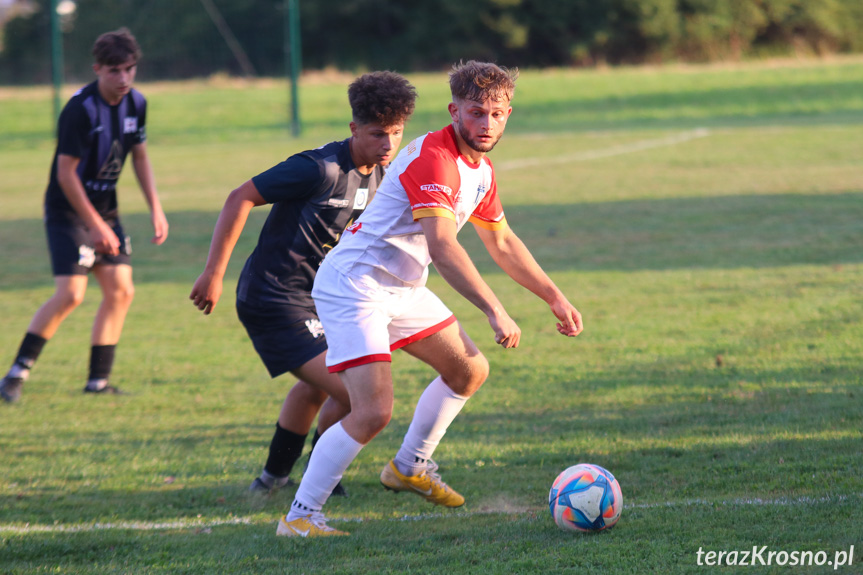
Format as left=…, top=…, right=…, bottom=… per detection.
left=1, top=28, right=168, bottom=403
left=190, top=72, right=417, bottom=496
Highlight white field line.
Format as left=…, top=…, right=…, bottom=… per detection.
left=495, top=128, right=711, bottom=172
left=2, top=492, right=858, bottom=535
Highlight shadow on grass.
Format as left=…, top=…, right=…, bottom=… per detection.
left=514, top=79, right=863, bottom=133
left=2, top=191, right=861, bottom=291
left=0, top=358, right=858, bottom=526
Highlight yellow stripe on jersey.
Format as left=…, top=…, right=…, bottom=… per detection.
left=413, top=207, right=456, bottom=221
left=469, top=215, right=508, bottom=231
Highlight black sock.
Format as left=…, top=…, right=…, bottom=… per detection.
left=15, top=332, right=48, bottom=369
left=88, top=345, right=116, bottom=381
left=264, top=423, right=307, bottom=478
left=7, top=333, right=47, bottom=379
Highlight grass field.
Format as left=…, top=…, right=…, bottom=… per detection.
left=1, top=58, right=862, bottom=574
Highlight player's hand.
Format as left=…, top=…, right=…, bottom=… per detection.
left=151, top=208, right=169, bottom=245
left=488, top=308, right=521, bottom=349
left=89, top=221, right=121, bottom=256
left=190, top=272, right=222, bottom=315
left=550, top=298, right=583, bottom=337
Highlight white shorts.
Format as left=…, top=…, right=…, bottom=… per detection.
left=312, top=261, right=455, bottom=373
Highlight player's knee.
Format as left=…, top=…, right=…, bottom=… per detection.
left=56, top=288, right=86, bottom=312
left=359, top=408, right=391, bottom=438
left=446, top=353, right=489, bottom=397
left=108, top=283, right=135, bottom=307
left=289, top=381, right=328, bottom=406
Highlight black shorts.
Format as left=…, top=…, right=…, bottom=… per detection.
left=235, top=299, right=328, bottom=378
left=46, top=221, right=132, bottom=276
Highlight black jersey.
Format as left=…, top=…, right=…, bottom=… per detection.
left=237, top=138, right=384, bottom=308
left=44, top=81, right=147, bottom=225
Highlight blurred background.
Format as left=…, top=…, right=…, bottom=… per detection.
left=2, top=0, right=863, bottom=84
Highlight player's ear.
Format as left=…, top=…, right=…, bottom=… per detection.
left=349, top=121, right=358, bottom=137
left=447, top=101, right=459, bottom=121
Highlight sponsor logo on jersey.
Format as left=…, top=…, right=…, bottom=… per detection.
left=346, top=222, right=362, bottom=234
left=328, top=198, right=350, bottom=208
left=84, top=180, right=117, bottom=192
left=407, top=140, right=417, bottom=155
left=124, top=117, right=138, bottom=134
left=420, top=183, right=452, bottom=196
left=96, top=140, right=124, bottom=181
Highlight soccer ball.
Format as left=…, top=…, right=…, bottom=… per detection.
left=549, top=463, right=622, bottom=532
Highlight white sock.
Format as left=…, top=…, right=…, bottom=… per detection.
left=394, top=376, right=468, bottom=476
left=86, top=378, right=108, bottom=391
left=287, top=422, right=363, bottom=521
left=8, top=364, right=30, bottom=380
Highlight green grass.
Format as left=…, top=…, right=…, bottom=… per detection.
left=1, top=58, right=862, bottom=574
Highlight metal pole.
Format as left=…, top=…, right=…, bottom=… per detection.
left=50, top=0, right=64, bottom=131
left=285, top=0, right=301, bottom=136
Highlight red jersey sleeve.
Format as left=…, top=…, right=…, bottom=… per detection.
left=400, top=147, right=461, bottom=222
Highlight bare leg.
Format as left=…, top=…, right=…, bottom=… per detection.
left=90, top=264, right=134, bottom=345
left=27, top=275, right=89, bottom=339
left=0, top=275, right=88, bottom=401
left=254, top=352, right=352, bottom=491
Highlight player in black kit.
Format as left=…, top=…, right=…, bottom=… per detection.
left=0, top=28, right=169, bottom=403
left=189, top=72, right=417, bottom=495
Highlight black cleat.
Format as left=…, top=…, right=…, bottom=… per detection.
left=331, top=481, right=348, bottom=498
left=0, top=376, right=24, bottom=403
left=249, top=476, right=295, bottom=494
left=83, top=384, right=125, bottom=395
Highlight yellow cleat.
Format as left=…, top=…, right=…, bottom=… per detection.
left=276, top=513, right=349, bottom=537
left=380, top=460, right=465, bottom=507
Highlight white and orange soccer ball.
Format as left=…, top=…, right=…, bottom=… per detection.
left=549, top=463, right=623, bottom=532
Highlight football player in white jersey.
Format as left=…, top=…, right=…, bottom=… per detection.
left=277, top=61, right=582, bottom=537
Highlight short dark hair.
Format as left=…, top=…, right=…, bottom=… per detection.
left=449, top=60, right=518, bottom=103
left=348, top=71, right=417, bottom=127
left=92, top=28, right=142, bottom=67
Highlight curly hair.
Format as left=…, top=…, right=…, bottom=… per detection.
left=449, top=60, right=518, bottom=103
left=348, top=71, right=417, bottom=127
left=92, top=27, right=142, bottom=67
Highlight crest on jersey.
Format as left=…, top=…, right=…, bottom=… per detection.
left=354, top=187, right=369, bottom=209
left=475, top=183, right=488, bottom=205
left=124, top=117, right=138, bottom=134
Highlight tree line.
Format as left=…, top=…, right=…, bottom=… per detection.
left=2, top=0, right=862, bottom=84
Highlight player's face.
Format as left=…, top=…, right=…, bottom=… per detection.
left=94, top=58, right=138, bottom=105
left=450, top=97, right=512, bottom=157
left=350, top=121, right=405, bottom=172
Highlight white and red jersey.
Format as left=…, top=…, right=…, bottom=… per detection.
left=323, top=124, right=507, bottom=287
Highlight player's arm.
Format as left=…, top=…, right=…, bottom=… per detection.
left=474, top=222, right=582, bottom=337
left=131, top=141, right=169, bottom=245
left=190, top=179, right=267, bottom=314
left=56, top=153, right=121, bottom=256
left=420, top=216, right=521, bottom=348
